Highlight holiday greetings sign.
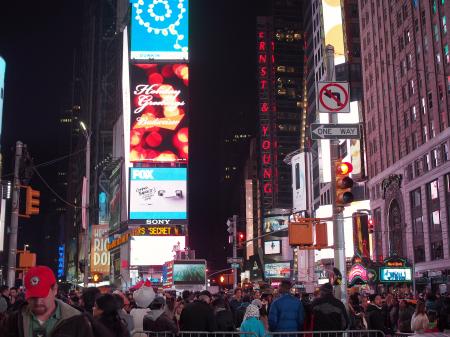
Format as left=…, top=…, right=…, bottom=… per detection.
left=130, top=63, right=189, bottom=163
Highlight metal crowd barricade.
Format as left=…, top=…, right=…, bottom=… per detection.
left=265, top=331, right=385, bottom=337
left=132, top=331, right=386, bottom=337
left=132, top=332, right=258, bottom=337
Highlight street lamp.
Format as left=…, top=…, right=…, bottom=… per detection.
left=80, top=121, right=91, bottom=287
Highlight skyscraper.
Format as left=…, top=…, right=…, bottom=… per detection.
left=360, top=0, right=450, bottom=280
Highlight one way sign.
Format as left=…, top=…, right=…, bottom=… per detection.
left=310, top=123, right=361, bottom=140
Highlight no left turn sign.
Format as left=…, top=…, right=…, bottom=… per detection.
left=318, top=82, right=350, bottom=113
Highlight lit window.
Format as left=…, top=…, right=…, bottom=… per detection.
left=445, top=45, right=450, bottom=63
left=444, top=16, right=448, bottom=34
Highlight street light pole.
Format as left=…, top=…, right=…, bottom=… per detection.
left=80, top=122, right=91, bottom=287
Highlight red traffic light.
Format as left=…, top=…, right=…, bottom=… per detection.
left=368, top=218, right=374, bottom=233
left=337, top=162, right=353, bottom=175
left=239, top=233, right=244, bottom=240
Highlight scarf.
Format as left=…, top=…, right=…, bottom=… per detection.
left=243, top=304, right=260, bottom=321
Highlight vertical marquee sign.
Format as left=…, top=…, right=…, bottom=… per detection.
left=257, top=18, right=276, bottom=210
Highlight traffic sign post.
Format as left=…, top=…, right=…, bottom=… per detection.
left=231, top=263, right=240, bottom=269
left=310, top=123, right=361, bottom=140
left=318, top=82, right=350, bottom=113
left=227, top=257, right=243, bottom=264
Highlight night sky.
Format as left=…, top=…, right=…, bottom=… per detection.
left=0, top=0, right=269, bottom=272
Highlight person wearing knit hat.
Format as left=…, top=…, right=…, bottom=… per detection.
left=130, top=282, right=155, bottom=337
left=311, top=282, right=349, bottom=331
left=240, top=304, right=266, bottom=337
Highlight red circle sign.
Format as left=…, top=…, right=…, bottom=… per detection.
left=319, top=83, right=349, bottom=112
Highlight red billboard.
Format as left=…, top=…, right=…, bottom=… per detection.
left=130, top=63, right=188, bottom=163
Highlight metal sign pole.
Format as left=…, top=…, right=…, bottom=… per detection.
left=325, top=45, right=347, bottom=304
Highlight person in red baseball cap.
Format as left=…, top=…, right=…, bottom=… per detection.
left=0, top=265, right=112, bottom=337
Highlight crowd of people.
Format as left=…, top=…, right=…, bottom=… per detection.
left=1, top=265, right=450, bottom=337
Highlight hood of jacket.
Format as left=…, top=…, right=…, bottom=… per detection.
left=366, top=303, right=382, bottom=312
left=145, top=309, right=165, bottom=321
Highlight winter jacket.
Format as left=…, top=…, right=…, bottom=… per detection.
left=0, top=299, right=85, bottom=337
left=143, top=309, right=178, bottom=335
left=268, top=294, right=305, bottom=332
left=311, top=295, right=349, bottom=331
left=130, top=308, right=150, bottom=337
left=180, top=300, right=217, bottom=332
left=240, top=317, right=266, bottom=337
left=398, top=306, right=414, bottom=333
left=234, top=302, right=250, bottom=327
left=215, top=308, right=235, bottom=331
left=52, top=313, right=114, bottom=337
left=366, top=304, right=387, bottom=333
left=411, top=312, right=429, bottom=333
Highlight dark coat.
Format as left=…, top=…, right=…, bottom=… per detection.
left=180, top=300, right=217, bottom=332
left=310, top=295, right=349, bottom=331
left=215, top=309, right=235, bottom=331
left=366, top=304, right=387, bottom=333
left=268, top=294, right=305, bottom=332
left=143, top=311, right=178, bottom=334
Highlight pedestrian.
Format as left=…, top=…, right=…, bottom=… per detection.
left=425, top=311, right=440, bottom=332
left=93, top=293, right=130, bottom=337
left=229, top=288, right=243, bottom=315
left=268, top=280, right=305, bottom=332
left=366, top=294, right=388, bottom=334
left=80, top=287, right=101, bottom=314
left=240, top=304, right=266, bottom=337
left=180, top=290, right=217, bottom=332
left=113, top=292, right=135, bottom=333
left=398, top=299, right=414, bottom=333
left=0, top=286, right=11, bottom=310
left=0, top=265, right=105, bottom=337
left=411, top=301, right=429, bottom=333
left=130, top=282, right=155, bottom=337
left=234, top=294, right=251, bottom=327
left=143, top=296, right=178, bottom=335
left=173, top=299, right=184, bottom=331
left=348, top=292, right=366, bottom=330
left=310, top=283, right=348, bottom=331
left=213, top=297, right=235, bottom=331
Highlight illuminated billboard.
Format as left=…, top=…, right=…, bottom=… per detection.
left=130, top=235, right=185, bottom=265
left=264, top=240, right=281, bottom=255
left=263, top=215, right=289, bottom=234
left=130, top=63, right=188, bottom=163
left=130, top=0, right=189, bottom=61
left=129, top=167, right=187, bottom=222
left=0, top=56, right=5, bottom=144
left=90, top=224, right=110, bottom=274
left=173, top=260, right=206, bottom=285
left=379, top=267, right=412, bottom=283
left=264, top=262, right=291, bottom=279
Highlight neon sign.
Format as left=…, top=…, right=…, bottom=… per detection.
left=257, top=22, right=277, bottom=208
left=57, top=245, right=65, bottom=278
left=348, top=264, right=368, bottom=284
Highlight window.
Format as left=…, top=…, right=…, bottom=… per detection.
left=445, top=45, right=450, bottom=63
left=402, top=3, right=408, bottom=19
left=428, top=92, right=433, bottom=109
left=442, top=142, right=450, bottom=161
left=421, top=97, right=426, bottom=114
left=411, top=188, right=422, bottom=207
left=397, top=11, right=402, bottom=27
left=423, top=153, right=430, bottom=171
left=434, top=24, right=440, bottom=41
left=409, top=79, right=415, bottom=95
left=408, top=53, right=413, bottom=69
left=411, top=105, right=417, bottom=121
left=433, top=0, right=437, bottom=14
left=431, top=241, right=444, bottom=260
left=444, top=16, right=448, bottom=34
left=431, top=148, right=439, bottom=167
left=429, top=179, right=439, bottom=200
left=412, top=132, right=419, bottom=150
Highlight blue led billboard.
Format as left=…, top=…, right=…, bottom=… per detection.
left=0, top=56, right=5, bottom=143
left=130, top=0, right=189, bottom=61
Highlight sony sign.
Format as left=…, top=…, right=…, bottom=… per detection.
left=146, top=219, right=171, bottom=225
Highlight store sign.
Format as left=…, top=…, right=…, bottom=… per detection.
left=57, top=245, right=65, bottom=278
left=379, top=267, right=412, bottom=282
left=90, top=224, right=110, bottom=274
left=348, top=264, right=368, bottom=285
left=130, top=63, right=188, bottom=163
left=129, top=167, right=187, bottom=221
left=130, top=0, right=189, bottom=61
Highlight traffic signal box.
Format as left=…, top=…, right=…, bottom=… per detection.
left=368, top=218, right=374, bottom=234
left=335, top=161, right=354, bottom=207
left=25, top=186, right=40, bottom=216
left=289, top=218, right=328, bottom=249
left=92, top=272, right=103, bottom=283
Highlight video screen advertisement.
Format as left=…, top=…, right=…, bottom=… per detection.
left=264, top=262, right=291, bottom=279
left=130, top=63, right=188, bottom=163
left=129, top=167, right=187, bottom=223
left=130, top=235, right=186, bottom=266
left=172, top=260, right=206, bottom=285
left=130, top=0, right=189, bottom=61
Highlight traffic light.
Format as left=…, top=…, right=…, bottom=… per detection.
left=92, top=272, right=102, bottom=283
left=25, top=186, right=40, bottom=216
left=226, top=218, right=234, bottom=243
left=219, top=275, right=225, bottom=284
left=335, top=161, right=354, bottom=207
left=368, top=218, right=374, bottom=234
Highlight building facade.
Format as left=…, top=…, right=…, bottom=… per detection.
left=360, top=0, right=450, bottom=281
